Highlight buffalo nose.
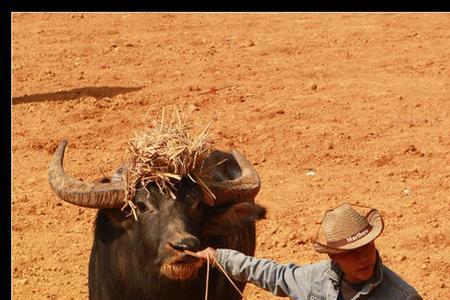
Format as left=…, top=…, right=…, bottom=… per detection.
left=171, top=237, right=200, bottom=252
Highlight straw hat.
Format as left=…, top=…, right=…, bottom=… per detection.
left=314, top=203, right=384, bottom=254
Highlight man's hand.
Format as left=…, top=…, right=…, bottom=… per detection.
left=196, top=247, right=217, bottom=261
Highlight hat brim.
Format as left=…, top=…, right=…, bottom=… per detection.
left=314, top=209, right=384, bottom=254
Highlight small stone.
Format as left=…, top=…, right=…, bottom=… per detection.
left=188, top=85, right=201, bottom=92
left=306, top=170, right=316, bottom=176
left=420, top=264, right=427, bottom=270
left=288, top=232, right=297, bottom=241
left=311, top=84, right=318, bottom=90
left=17, top=278, right=28, bottom=285
left=403, top=144, right=418, bottom=154
left=187, top=104, right=199, bottom=113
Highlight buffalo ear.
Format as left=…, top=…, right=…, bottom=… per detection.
left=202, top=203, right=266, bottom=237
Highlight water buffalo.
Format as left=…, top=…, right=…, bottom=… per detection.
left=48, top=140, right=266, bottom=300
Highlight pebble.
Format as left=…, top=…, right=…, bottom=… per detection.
left=306, top=170, right=316, bottom=176
left=16, top=278, right=29, bottom=285
left=288, top=232, right=297, bottom=241
left=187, top=104, right=199, bottom=113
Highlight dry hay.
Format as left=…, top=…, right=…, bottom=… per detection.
left=122, top=109, right=214, bottom=219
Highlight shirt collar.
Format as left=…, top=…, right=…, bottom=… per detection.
left=325, top=260, right=342, bottom=286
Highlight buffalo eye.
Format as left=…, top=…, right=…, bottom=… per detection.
left=135, top=200, right=155, bottom=214
left=184, top=193, right=201, bottom=210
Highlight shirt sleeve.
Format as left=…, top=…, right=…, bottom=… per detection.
left=215, top=248, right=311, bottom=298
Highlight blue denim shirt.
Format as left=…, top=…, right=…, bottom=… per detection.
left=215, top=249, right=422, bottom=300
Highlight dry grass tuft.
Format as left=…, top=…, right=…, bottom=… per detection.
left=122, top=108, right=214, bottom=218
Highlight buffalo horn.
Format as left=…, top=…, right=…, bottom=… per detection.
left=198, top=150, right=261, bottom=205
left=48, top=140, right=126, bottom=209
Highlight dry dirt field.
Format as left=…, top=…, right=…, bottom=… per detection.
left=12, top=13, right=450, bottom=299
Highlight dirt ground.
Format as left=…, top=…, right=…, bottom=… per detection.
left=12, top=13, right=450, bottom=299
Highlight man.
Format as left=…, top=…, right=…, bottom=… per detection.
left=196, top=203, right=422, bottom=300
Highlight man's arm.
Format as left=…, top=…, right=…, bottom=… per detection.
left=197, top=247, right=311, bottom=298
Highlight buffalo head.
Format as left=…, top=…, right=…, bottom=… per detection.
left=48, top=140, right=265, bottom=299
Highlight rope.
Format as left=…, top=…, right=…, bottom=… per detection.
left=205, top=254, right=209, bottom=300
left=184, top=250, right=245, bottom=299
left=209, top=253, right=244, bottom=298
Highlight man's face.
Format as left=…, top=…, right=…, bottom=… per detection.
left=331, top=241, right=377, bottom=283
